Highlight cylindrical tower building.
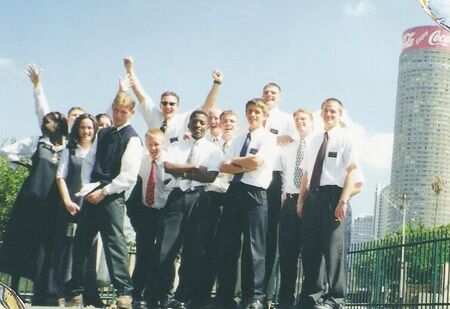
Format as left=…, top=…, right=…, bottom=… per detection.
left=390, top=25, right=450, bottom=230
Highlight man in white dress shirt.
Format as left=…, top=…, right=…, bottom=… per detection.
left=259, top=83, right=297, bottom=308
left=278, top=108, right=313, bottom=309
left=69, top=92, right=143, bottom=309
left=154, top=111, right=222, bottom=309
left=123, top=57, right=223, bottom=146
left=217, top=99, right=277, bottom=309
left=296, top=98, right=363, bottom=309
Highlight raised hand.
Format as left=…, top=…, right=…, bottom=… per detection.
left=212, top=69, right=223, bottom=83
left=123, top=56, right=134, bottom=73
left=26, top=64, right=42, bottom=88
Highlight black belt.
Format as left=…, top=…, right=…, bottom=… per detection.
left=286, top=193, right=299, bottom=199
left=182, top=186, right=206, bottom=193
left=310, top=185, right=341, bottom=192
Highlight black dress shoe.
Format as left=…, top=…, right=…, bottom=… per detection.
left=132, top=299, right=149, bottom=309
left=248, top=299, right=263, bottom=309
left=170, top=300, right=187, bottom=309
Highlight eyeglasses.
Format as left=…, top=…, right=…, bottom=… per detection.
left=161, top=101, right=177, bottom=107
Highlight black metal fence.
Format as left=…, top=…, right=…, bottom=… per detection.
left=346, top=230, right=450, bottom=308
left=1, top=231, right=449, bottom=308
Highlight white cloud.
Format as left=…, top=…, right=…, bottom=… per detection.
left=344, top=0, right=376, bottom=17
left=311, top=110, right=393, bottom=170
left=0, top=58, right=14, bottom=70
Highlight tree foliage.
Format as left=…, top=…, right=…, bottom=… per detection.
left=0, top=157, right=28, bottom=237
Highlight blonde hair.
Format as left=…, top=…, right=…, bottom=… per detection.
left=145, top=128, right=164, bottom=139
left=293, top=108, right=313, bottom=121
left=113, top=92, right=135, bottom=110
left=246, top=98, right=269, bottom=116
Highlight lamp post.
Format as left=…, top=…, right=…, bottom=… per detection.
left=398, top=192, right=408, bottom=302
left=378, top=190, right=408, bottom=303
left=431, top=176, right=444, bottom=227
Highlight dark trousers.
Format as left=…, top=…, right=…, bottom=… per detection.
left=70, top=195, right=132, bottom=296
left=278, top=195, right=302, bottom=305
left=129, top=206, right=162, bottom=300
left=196, top=191, right=224, bottom=301
left=263, top=171, right=282, bottom=301
left=154, top=188, right=211, bottom=303
left=300, top=186, right=348, bottom=307
left=217, top=182, right=268, bottom=303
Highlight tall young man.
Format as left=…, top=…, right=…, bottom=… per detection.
left=259, top=83, right=297, bottom=307
left=217, top=99, right=277, bottom=309
left=69, top=92, right=143, bottom=309
left=296, top=98, right=363, bottom=309
left=154, top=111, right=222, bottom=309
left=278, top=108, right=313, bottom=309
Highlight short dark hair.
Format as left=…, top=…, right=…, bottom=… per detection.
left=67, top=106, right=86, bottom=116
left=189, top=110, right=208, bottom=122
left=321, top=98, right=343, bottom=110
left=263, top=82, right=282, bottom=93
left=41, top=111, right=68, bottom=138
left=160, top=91, right=180, bottom=104
left=68, top=113, right=99, bottom=150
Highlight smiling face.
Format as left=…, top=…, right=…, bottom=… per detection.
left=146, top=132, right=164, bottom=161
left=78, top=118, right=96, bottom=144
left=262, top=84, right=281, bottom=110
left=208, top=109, right=222, bottom=129
left=294, top=111, right=313, bottom=137
left=220, top=112, right=237, bottom=137
left=321, top=99, right=342, bottom=131
left=246, top=101, right=267, bottom=131
left=188, top=112, right=208, bottom=140
left=160, top=94, right=179, bottom=120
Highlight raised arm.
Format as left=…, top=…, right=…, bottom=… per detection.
left=27, top=64, right=50, bottom=126
left=123, top=57, right=149, bottom=104
left=201, top=70, right=223, bottom=112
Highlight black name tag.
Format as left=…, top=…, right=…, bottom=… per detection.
left=169, top=137, right=178, bottom=143
left=270, top=128, right=279, bottom=135
left=328, top=151, right=337, bottom=158
left=249, top=148, right=259, bottom=155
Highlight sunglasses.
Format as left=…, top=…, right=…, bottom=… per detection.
left=161, top=101, right=177, bottom=107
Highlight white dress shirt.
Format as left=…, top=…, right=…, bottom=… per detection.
left=139, top=96, right=202, bottom=146
left=56, top=146, right=93, bottom=179
left=301, top=126, right=361, bottom=189
left=82, top=122, right=143, bottom=195
left=34, top=86, right=50, bottom=126
left=139, top=151, right=172, bottom=209
left=0, top=136, right=65, bottom=169
left=164, top=137, right=223, bottom=189
left=206, top=137, right=234, bottom=193
left=280, top=137, right=311, bottom=195
left=223, top=127, right=277, bottom=189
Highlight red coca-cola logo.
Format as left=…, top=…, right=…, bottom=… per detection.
left=428, top=30, right=450, bottom=46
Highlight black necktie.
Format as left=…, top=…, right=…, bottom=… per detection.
left=310, top=132, right=328, bottom=190
left=232, top=132, right=251, bottom=183
left=160, top=120, right=167, bottom=134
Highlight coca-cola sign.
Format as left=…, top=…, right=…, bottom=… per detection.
left=402, top=26, right=450, bottom=52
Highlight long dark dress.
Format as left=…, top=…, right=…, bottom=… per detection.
left=0, top=137, right=63, bottom=282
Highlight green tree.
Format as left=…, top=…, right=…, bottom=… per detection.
left=0, top=157, right=29, bottom=236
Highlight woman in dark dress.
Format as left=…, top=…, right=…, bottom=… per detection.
left=55, top=113, right=104, bottom=307
left=0, top=111, right=68, bottom=305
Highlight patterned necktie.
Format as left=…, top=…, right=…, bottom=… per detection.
left=310, top=132, right=329, bottom=190
left=160, top=120, right=167, bottom=134
left=179, top=141, right=199, bottom=191
left=232, top=132, right=251, bottom=183
left=145, top=160, right=157, bottom=207
left=222, top=141, right=228, bottom=154
left=293, top=139, right=306, bottom=188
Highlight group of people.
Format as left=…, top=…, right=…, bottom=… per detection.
left=0, top=58, right=363, bottom=309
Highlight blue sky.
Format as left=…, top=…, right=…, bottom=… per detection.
left=0, top=1, right=433, bottom=218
